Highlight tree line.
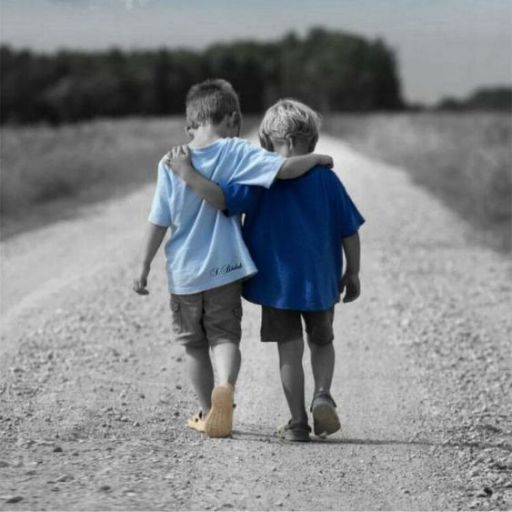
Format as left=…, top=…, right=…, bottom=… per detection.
left=436, top=86, right=512, bottom=112
left=0, top=28, right=404, bottom=125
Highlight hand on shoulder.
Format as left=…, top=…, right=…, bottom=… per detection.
left=164, top=145, right=192, bottom=177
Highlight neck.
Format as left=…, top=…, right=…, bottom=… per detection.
left=289, top=141, right=311, bottom=157
left=189, top=123, right=230, bottom=149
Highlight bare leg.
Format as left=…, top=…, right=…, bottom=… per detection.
left=211, top=342, right=241, bottom=387
left=309, top=341, right=335, bottom=395
left=185, top=345, right=214, bottom=413
left=205, top=342, right=240, bottom=438
left=277, top=338, right=308, bottom=423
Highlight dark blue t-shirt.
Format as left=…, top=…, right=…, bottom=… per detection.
left=220, top=166, right=365, bottom=311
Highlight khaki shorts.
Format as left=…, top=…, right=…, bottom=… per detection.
left=170, top=281, right=242, bottom=349
left=260, top=305, right=335, bottom=345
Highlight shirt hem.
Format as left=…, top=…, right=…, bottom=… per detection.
left=242, top=293, right=341, bottom=312
left=169, top=270, right=257, bottom=295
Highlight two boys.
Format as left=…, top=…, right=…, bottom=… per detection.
left=166, top=98, right=364, bottom=441
left=133, top=80, right=336, bottom=438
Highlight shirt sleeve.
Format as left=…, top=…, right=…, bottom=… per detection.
left=148, top=161, right=172, bottom=227
left=227, top=139, right=285, bottom=189
left=333, top=177, right=365, bottom=238
left=219, top=182, right=264, bottom=217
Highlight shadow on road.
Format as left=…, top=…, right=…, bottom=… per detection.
left=232, top=429, right=512, bottom=452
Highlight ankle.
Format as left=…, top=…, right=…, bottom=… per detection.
left=218, top=382, right=235, bottom=390
left=290, top=412, right=308, bottom=425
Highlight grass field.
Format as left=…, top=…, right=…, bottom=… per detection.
left=1, top=114, right=511, bottom=252
left=0, top=117, right=257, bottom=238
left=324, top=113, right=512, bottom=252
left=0, top=118, right=184, bottom=237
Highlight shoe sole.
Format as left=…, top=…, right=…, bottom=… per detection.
left=277, top=430, right=310, bottom=442
left=284, top=432, right=310, bottom=442
left=204, top=385, right=233, bottom=438
left=312, top=402, right=341, bottom=436
left=276, top=424, right=310, bottom=442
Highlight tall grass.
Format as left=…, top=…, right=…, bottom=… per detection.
left=0, top=118, right=184, bottom=223
left=324, top=113, right=512, bottom=252
left=0, top=117, right=257, bottom=238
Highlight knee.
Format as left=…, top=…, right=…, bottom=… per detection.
left=308, top=338, right=334, bottom=350
left=278, top=338, right=304, bottom=362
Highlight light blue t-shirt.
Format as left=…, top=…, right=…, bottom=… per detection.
left=148, top=137, right=284, bottom=295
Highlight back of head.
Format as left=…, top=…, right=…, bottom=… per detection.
left=259, top=99, right=321, bottom=153
left=186, top=79, right=241, bottom=130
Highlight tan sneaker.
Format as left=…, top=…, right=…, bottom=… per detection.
left=204, top=384, right=234, bottom=438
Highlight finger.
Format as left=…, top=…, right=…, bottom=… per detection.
left=343, top=288, right=360, bottom=303
left=343, top=292, right=355, bottom=303
left=133, top=284, right=149, bottom=295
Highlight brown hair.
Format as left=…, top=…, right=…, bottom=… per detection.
left=185, top=79, right=241, bottom=130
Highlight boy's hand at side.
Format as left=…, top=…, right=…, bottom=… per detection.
left=133, top=266, right=150, bottom=295
left=340, top=272, right=360, bottom=303
left=165, top=145, right=193, bottom=178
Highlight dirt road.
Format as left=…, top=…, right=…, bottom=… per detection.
left=1, top=135, right=511, bottom=511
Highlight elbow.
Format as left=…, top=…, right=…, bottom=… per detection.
left=276, top=161, right=290, bottom=180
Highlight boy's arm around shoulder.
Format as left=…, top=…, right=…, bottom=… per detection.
left=165, top=144, right=263, bottom=214
left=165, top=145, right=226, bottom=210
left=276, top=153, right=334, bottom=180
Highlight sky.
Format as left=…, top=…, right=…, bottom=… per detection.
left=1, top=0, right=511, bottom=104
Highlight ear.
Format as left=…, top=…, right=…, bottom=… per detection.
left=286, top=135, right=295, bottom=152
left=185, top=125, right=194, bottom=139
left=229, top=111, right=241, bottom=128
left=259, top=133, right=273, bottom=151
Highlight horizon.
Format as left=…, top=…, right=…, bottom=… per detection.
left=1, top=0, right=511, bottom=105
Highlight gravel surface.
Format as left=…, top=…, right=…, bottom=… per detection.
left=0, top=135, right=510, bottom=511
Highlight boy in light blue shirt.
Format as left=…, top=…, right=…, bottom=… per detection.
left=133, top=80, right=333, bottom=438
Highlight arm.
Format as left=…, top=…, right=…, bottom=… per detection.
left=340, top=232, right=361, bottom=303
left=276, top=153, right=334, bottom=180
left=133, top=222, right=168, bottom=295
left=165, top=146, right=226, bottom=210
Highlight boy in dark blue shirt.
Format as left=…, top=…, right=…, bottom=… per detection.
left=166, top=99, right=364, bottom=441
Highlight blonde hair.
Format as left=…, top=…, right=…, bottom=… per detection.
left=258, top=99, right=321, bottom=152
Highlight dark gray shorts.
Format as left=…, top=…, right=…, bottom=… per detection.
left=260, top=306, right=335, bottom=345
left=170, top=281, right=242, bottom=349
